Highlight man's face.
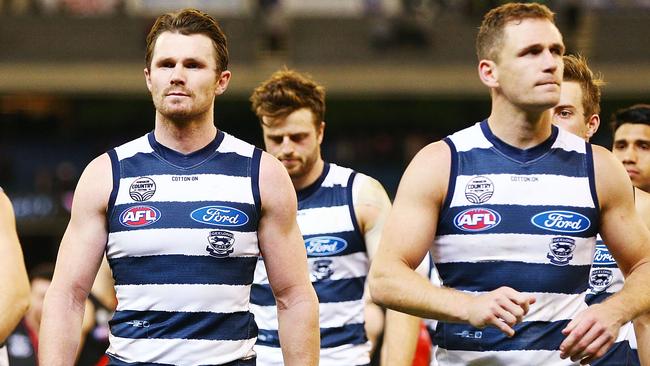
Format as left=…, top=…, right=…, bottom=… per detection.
left=552, top=81, right=589, bottom=139
left=613, top=123, right=650, bottom=192
left=492, top=18, right=565, bottom=111
left=261, top=108, right=324, bottom=180
left=144, top=32, right=227, bottom=122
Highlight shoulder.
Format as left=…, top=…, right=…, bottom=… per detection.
left=635, top=188, right=650, bottom=228
left=74, top=153, right=114, bottom=212
left=259, top=152, right=297, bottom=209
left=0, top=190, right=14, bottom=221
left=591, top=144, right=635, bottom=209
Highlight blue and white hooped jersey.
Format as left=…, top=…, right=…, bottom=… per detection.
left=586, top=235, right=639, bottom=365
left=432, top=120, right=599, bottom=365
left=251, top=163, right=371, bottom=366
left=105, top=131, right=262, bottom=365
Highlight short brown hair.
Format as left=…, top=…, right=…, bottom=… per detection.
left=477, top=2, right=555, bottom=61
left=250, top=68, right=326, bottom=127
left=563, top=54, right=603, bottom=120
left=145, top=8, right=228, bottom=73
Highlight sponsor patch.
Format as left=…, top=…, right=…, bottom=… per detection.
left=305, top=236, right=348, bottom=256
left=593, top=244, right=616, bottom=265
left=311, top=259, right=334, bottom=281
left=589, top=268, right=614, bottom=292
left=546, top=237, right=576, bottom=266
left=453, top=208, right=501, bottom=232
left=465, top=176, right=494, bottom=204
left=119, top=205, right=161, bottom=227
left=129, top=177, right=156, bottom=202
left=531, top=210, right=591, bottom=233
left=190, top=206, right=249, bottom=227
left=206, top=230, right=235, bottom=258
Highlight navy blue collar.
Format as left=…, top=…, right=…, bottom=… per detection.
left=297, top=162, right=330, bottom=201
left=147, top=130, right=224, bottom=168
left=480, top=119, right=558, bottom=163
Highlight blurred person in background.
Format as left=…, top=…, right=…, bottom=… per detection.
left=39, top=8, right=318, bottom=366
left=611, top=104, right=650, bottom=194
left=551, top=53, right=646, bottom=366
left=0, top=189, right=30, bottom=366
left=370, top=2, right=650, bottom=365
left=249, top=68, right=394, bottom=366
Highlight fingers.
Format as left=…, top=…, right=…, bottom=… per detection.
left=490, top=316, right=516, bottom=337
left=561, top=317, right=615, bottom=362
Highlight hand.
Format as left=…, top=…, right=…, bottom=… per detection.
left=560, top=303, right=621, bottom=365
left=466, top=286, right=536, bottom=337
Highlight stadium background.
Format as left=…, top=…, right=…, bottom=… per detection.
left=1, top=0, right=649, bottom=271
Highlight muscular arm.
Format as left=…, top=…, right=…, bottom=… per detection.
left=633, top=188, right=650, bottom=365
left=0, top=191, right=30, bottom=343
left=258, top=153, right=319, bottom=366
left=352, top=174, right=392, bottom=353
left=561, top=146, right=650, bottom=363
left=39, top=154, right=112, bottom=364
left=369, top=141, right=534, bottom=336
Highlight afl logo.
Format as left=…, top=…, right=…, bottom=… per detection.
left=129, top=177, right=156, bottom=202
left=119, top=205, right=161, bottom=227
left=190, top=206, right=249, bottom=227
left=465, top=176, right=494, bottom=204
left=305, top=236, right=348, bottom=256
left=531, top=210, right=591, bottom=233
left=589, top=268, right=613, bottom=292
left=453, top=208, right=501, bottom=232
left=593, top=244, right=616, bottom=265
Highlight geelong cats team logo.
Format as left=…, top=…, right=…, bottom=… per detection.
left=129, top=177, right=156, bottom=202
left=465, top=176, right=494, bottom=204
left=311, top=259, right=334, bottom=281
left=546, top=237, right=576, bottom=266
left=206, top=230, right=235, bottom=258
left=590, top=268, right=614, bottom=292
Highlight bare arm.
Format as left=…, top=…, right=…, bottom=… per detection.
left=0, top=191, right=30, bottom=343
left=560, top=146, right=650, bottom=364
left=633, top=188, right=650, bottom=365
left=369, top=141, right=534, bottom=336
left=381, top=259, right=431, bottom=366
left=39, top=154, right=112, bottom=365
left=258, top=152, right=319, bottom=366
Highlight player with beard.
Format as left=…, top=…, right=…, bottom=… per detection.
left=249, top=68, right=395, bottom=366
left=38, top=9, right=319, bottom=366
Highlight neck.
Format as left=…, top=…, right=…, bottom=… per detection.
left=292, top=159, right=325, bottom=191
left=487, top=98, right=553, bottom=149
left=154, top=112, right=217, bottom=154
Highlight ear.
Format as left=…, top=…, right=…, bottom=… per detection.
left=478, top=59, right=499, bottom=89
left=144, top=68, right=152, bottom=92
left=215, top=70, right=232, bottom=96
left=317, top=121, right=325, bottom=144
left=585, top=114, right=601, bottom=140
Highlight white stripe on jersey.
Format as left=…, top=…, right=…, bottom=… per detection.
left=254, top=342, right=373, bottom=366
left=116, top=174, right=255, bottom=204
left=107, top=229, right=259, bottom=258
left=115, top=135, right=153, bottom=160
left=251, top=299, right=365, bottom=331
left=449, top=124, right=493, bottom=152
left=107, top=334, right=256, bottom=366
left=322, top=166, right=354, bottom=187
left=552, top=129, right=588, bottom=153
left=450, top=174, right=595, bottom=208
left=218, top=133, right=255, bottom=156
left=254, top=252, right=369, bottom=284
left=297, top=205, right=355, bottom=235
left=434, top=234, right=595, bottom=265
left=435, top=349, right=578, bottom=366
left=115, top=284, right=251, bottom=313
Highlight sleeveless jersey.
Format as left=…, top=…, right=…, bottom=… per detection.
left=105, top=131, right=262, bottom=365
left=251, top=163, right=371, bottom=366
left=432, top=121, right=599, bottom=365
left=586, top=235, right=639, bottom=365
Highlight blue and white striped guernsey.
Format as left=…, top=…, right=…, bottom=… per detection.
left=105, top=131, right=262, bottom=366
left=586, top=236, right=639, bottom=365
left=432, top=120, right=599, bottom=365
left=251, top=163, right=371, bottom=366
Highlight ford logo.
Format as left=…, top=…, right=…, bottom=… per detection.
left=190, top=206, right=249, bottom=227
left=593, top=244, right=616, bottom=265
left=531, top=210, right=590, bottom=233
left=453, top=208, right=501, bottom=232
left=305, top=236, right=348, bottom=256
